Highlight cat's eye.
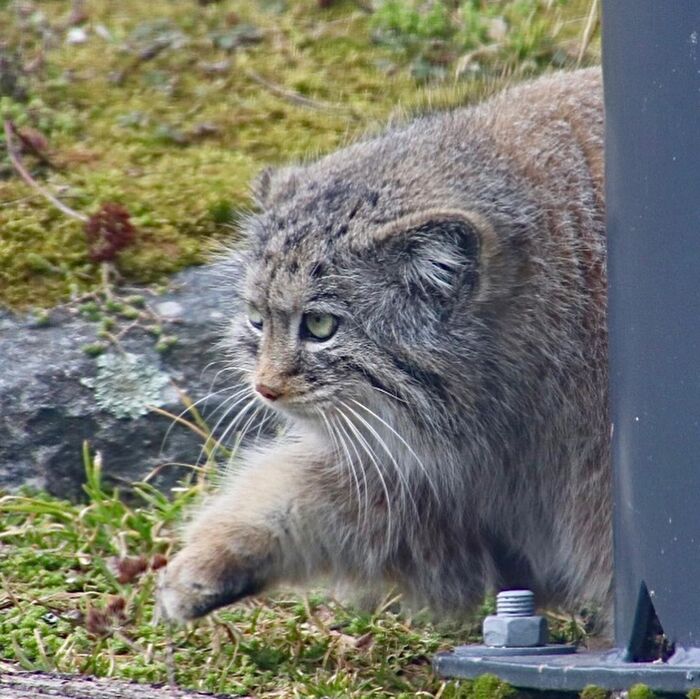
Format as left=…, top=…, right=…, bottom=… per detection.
left=246, top=303, right=263, bottom=330
left=301, top=312, right=338, bottom=342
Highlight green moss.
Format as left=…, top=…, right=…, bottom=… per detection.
left=579, top=685, right=608, bottom=699
left=0, top=0, right=598, bottom=310
left=470, top=674, right=516, bottom=699
left=628, top=684, right=656, bottom=699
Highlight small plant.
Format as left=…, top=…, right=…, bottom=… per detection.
left=628, top=684, right=656, bottom=699
left=471, top=673, right=516, bottom=699
left=580, top=685, right=608, bottom=699
left=372, top=0, right=454, bottom=42
left=371, top=0, right=586, bottom=81
left=84, top=203, right=137, bottom=264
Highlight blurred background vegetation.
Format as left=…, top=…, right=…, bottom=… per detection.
left=0, top=0, right=599, bottom=309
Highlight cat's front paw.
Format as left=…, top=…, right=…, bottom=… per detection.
left=157, top=541, right=268, bottom=622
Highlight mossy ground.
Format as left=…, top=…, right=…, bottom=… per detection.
left=2, top=1, right=608, bottom=696
left=1, top=0, right=598, bottom=309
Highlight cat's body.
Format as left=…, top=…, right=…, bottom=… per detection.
left=159, top=68, right=611, bottom=630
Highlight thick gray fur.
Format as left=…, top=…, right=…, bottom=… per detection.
left=158, top=68, right=610, bottom=634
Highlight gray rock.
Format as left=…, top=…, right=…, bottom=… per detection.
left=0, top=263, right=256, bottom=501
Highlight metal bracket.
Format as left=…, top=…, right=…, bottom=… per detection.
left=434, top=647, right=700, bottom=693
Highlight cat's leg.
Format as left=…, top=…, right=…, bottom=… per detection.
left=157, top=436, right=332, bottom=622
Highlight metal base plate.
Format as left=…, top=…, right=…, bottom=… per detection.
left=447, top=644, right=577, bottom=658
left=434, top=646, right=700, bottom=692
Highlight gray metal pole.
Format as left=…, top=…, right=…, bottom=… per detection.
left=603, top=0, right=700, bottom=655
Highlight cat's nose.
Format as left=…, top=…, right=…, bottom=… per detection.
left=256, top=383, right=281, bottom=401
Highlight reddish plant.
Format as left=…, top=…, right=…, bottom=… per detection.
left=84, top=202, right=136, bottom=263
left=85, top=608, right=110, bottom=637
left=151, top=553, right=168, bottom=571
left=106, top=595, right=127, bottom=619
left=109, top=554, right=149, bottom=584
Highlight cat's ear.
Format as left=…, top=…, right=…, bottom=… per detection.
left=251, top=165, right=302, bottom=209
left=365, top=209, right=498, bottom=303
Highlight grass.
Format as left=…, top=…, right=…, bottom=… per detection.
left=0, top=0, right=598, bottom=309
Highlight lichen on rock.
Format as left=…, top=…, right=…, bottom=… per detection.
left=81, top=351, right=175, bottom=419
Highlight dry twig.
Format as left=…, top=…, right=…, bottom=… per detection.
left=243, top=68, right=351, bottom=114
left=3, top=120, right=87, bottom=223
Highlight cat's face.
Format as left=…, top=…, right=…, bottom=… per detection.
left=238, top=246, right=356, bottom=417
left=224, top=147, right=500, bottom=436
left=228, top=201, right=490, bottom=432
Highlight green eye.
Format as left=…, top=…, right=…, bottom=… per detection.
left=302, top=312, right=338, bottom=341
left=247, top=303, right=263, bottom=329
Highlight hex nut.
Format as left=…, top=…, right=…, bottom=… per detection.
left=482, top=614, right=548, bottom=648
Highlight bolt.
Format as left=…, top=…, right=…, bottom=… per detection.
left=496, top=589, right=535, bottom=616
left=482, top=590, right=549, bottom=648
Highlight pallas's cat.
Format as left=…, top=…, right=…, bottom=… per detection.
left=159, top=68, right=609, bottom=629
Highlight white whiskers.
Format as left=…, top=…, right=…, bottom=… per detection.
left=334, top=404, right=395, bottom=547
left=339, top=400, right=420, bottom=520
left=317, top=410, right=367, bottom=536
left=349, top=398, right=441, bottom=503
